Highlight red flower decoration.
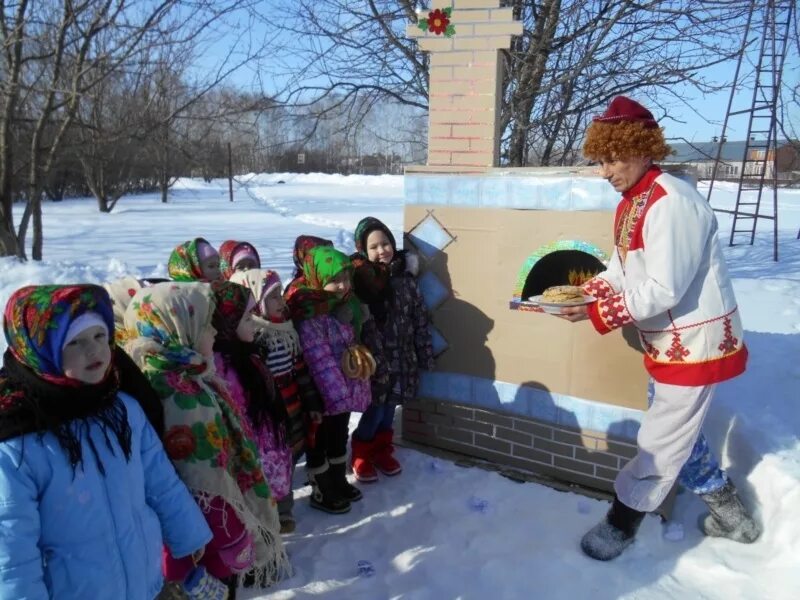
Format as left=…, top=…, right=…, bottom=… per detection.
left=428, top=9, right=450, bottom=35
left=416, top=7, right=456, bottom=38
left=164, top=425, right=196, bottom=460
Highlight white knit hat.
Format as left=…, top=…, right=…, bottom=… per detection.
left=62, top=312, right=109, bottom=349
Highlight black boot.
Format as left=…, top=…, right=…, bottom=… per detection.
left=307, top=463, right=351, bottom=514
left=223, top=575, right=237, bottom=600
left=329, top=455, right=363, bottom=502
left=581, top=496, right=646, bottom=561
left=698, top=480, right=761, bottom=543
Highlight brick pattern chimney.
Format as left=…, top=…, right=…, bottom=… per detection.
left=407, top=0, right=523, bottom=169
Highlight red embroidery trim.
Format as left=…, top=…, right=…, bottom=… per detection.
left=665, top=331, right=691, bottom=362
left=598, top=293, right=633, bottom=330
left=717, top=316, right=739, bottom=355
left=637, top=306, right=740, bottom=334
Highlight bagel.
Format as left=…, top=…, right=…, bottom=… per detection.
left=355, top=345, right=376, bottom=379
left=360, top=347, right=377, bottom=377
left=352, top=345, right=367, bottom=379
left=341, top=348, right=360, bottom=378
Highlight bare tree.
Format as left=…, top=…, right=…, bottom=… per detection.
left=256, top=0, right=428, bottom=146
left=1, top=0, right=267, bottom=259
left=72, top=55, right=153, bottom=212
left=501, top=0, right=756, bottom=166
left=1, top=1, right=184, bottom=259
left=259, top=1, right=758, bottom=167
left=778, top=1, right=799, bottom=155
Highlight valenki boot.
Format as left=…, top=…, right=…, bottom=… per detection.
left=581, top=496, right=646, bottom=561
left=372, top=429, right=402, bottom=476
left=330, top=455, right=363, bottom=502
left=350, top=436, right=378, bottom=483
left=698, top=480, right=761, bottom=543
left=307, top=462, right=351, bottom=514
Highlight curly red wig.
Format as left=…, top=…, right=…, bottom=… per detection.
left=583, top=120, right=672, bottom=162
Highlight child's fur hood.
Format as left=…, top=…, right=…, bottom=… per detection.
left=403, top=251, right=420, bottom=277
left=391, top=249, right=420, bottom=278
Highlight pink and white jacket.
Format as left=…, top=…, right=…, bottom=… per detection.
left=297, top=314, right=371, bottom=415
left=583, top=166, right=748, bottom=386
left=213, top=354, right=293, bottom=502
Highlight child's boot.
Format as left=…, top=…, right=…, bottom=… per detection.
left=697, top=480, right=761, bottom=543
left=279, top=513, right=296, bottom=534
left=581, top=496, right=645, bottom=561
left=372, top=429, right=402, bottom=476
left=307, top=462, right=351, bottom=514
left=350, top=436, right=378, bottom=482
left=330, top=455, right=363, bottom=502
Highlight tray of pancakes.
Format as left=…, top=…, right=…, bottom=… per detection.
left=528, top=285, right=596, bottom=314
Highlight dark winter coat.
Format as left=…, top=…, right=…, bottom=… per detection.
left=362, top=253, right=434, bottom=405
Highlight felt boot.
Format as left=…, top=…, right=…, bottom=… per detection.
left=350, top=436, right=379, bottom=483
left=698, top=480, right=761, bottom=543
left=372, top=429, right=402, bottom=476
left=581, top=496, right=646, bottom=561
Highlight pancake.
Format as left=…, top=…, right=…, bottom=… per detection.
left=541, top=285, right=585, bottom=303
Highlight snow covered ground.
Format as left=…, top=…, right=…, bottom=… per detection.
left=1, top=174, right=798, bottom=599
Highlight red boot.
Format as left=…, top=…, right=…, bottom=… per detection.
left=350, top=437, right=378, bottom=483
left=372, top=429, right=402, bottom=476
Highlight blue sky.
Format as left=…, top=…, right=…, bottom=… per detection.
left=660, top=57, right=799, bottom=143
left=199, top=6, right=798, bottom=146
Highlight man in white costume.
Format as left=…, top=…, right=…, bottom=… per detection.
left=558, top=96, right=761, bottom=560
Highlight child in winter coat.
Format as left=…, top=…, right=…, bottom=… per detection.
left=0, top=284, right=211, bottom=600
left=219, top=240, right=261, bottom=279
left=124, top=282, right=289, bottom=593
left=284, top=244, right=373, bottom=514
left=168, top=237, right=222, bottom=282
left=230, top=268, right=325, bottom=532
left=349, top=217, right=434, bottom=481
left=209, top=280, right=295, bottom=536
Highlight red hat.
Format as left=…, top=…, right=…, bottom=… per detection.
left=593, top=96, right=658, bottom=129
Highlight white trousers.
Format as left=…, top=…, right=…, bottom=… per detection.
left=614, top=382, right=716, bottom=512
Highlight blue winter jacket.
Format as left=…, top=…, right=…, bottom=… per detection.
left=0, top=392, right=212, bottom=600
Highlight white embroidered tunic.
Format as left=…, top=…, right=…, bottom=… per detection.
left=583, top=166, right=748, bottom=385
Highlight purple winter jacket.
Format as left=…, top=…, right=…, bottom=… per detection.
left=297, top=314, right=371, bottom=415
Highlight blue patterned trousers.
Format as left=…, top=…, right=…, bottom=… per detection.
left=677, top=433, right=728, bottom=494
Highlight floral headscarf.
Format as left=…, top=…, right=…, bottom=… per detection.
left=123, top=282, right=288, bottom=582
left=292, top=235, right=333, bottom=278
left=284, top=245, right=365, bottom=337
left=4, top=284, right=115, bottom=383
left=104, top=276, right=144, bottom=345
left=168, top=237, right=217, bottom=282
left=210, top=281, right=253, bottom=343
left=229, top=269, right=302, bottom=357
left=219, top=240, right=261, bottom=280
left=0, top=285, right=132, bottom=473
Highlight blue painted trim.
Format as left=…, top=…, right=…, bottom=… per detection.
left=418, top=371, right=643, bottom=441
left=404, top=174, right=620, bottom=210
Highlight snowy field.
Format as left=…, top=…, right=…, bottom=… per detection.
left=1, top=174, right=799, bottom=599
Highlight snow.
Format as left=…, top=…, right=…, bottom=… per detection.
left=1, top=174, right=799, bottom=599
